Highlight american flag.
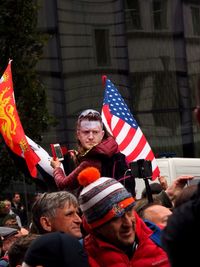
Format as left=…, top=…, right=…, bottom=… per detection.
left=101, top=77, right=160, bottom=180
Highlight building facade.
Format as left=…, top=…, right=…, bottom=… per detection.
left=37, top=0, right=200, bottom=158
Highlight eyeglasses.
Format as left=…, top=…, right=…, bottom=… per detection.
left=78, top=109, right=101, bottom=120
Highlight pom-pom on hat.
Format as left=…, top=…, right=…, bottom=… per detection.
left=78, top=167, right=135, bottom=229
left=78, top=167, right=101, bottom=186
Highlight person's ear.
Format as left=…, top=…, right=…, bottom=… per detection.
left=39, top=216, right=52, bottom=232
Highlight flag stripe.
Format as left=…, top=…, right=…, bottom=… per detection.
left=117, top=127, right=136, bottom=151
left=125, top=134, right=147, bottom=161
left=112, top=118, right=126, bottom=137
left=102, top=105, right=113, bottom=135
left=127, top=141, right=150, bottom=162
left=120, top=127, right=143, bottom=155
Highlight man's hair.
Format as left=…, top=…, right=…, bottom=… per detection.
left=31, top=191, right=78, bottom=234
left=4, top=199, right=11, bottom=205
left=2, top=214, right=19, bottom=229
left=134, top=198, right=162, bottom=217
left=8, top=234, right=39, bottom=267
left=77, top=109, right=103, bottom=130
left=12, top=192, right=20, bottom=198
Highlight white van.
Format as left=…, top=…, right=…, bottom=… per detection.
left=135, top=157, right=200, bottom=199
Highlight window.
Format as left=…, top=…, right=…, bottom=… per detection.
left=152, top=0, right=167, bottom=30
left=94, top=29, right=110, bottom=66
left=125, top=0, right=141, bottom=30
left=191, top=6, right=200, bottom=36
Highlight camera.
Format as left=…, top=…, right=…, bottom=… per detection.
left=129, top=159, right=152, bottom=179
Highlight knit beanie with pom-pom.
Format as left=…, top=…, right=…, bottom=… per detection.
left=78, top=167, right=135, bottom=229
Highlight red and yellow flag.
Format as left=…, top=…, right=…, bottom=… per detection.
left=0, top=60, right=40, bottom=177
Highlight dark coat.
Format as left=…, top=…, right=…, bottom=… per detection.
left=161, top=182, right=200, bottom=267
left=53, top=137, right=130, bottom=194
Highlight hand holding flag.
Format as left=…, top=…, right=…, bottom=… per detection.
left=101, top=77, right=160, bottom=180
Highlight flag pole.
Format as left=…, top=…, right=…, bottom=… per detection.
left=102, top=75, right=107, bottom=88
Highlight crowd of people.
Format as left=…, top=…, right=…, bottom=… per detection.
left=0, top=109, right=199, bottom=267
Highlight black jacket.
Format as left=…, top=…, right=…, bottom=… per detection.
left=161, top=182, right=200, bottom=267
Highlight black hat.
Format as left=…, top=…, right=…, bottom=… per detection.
left=0, top=227, right=18, bottom=239
left=23, top=232, right=89, bottom=267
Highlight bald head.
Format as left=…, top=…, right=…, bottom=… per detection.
left=142, top=204, right=172, bottom=227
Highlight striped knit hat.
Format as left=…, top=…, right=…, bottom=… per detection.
left=78, top=167, right=135, bottom=229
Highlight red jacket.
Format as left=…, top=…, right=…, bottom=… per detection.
left=53, top=136, right=118, bottom=191
left=84, top=212, right=170, bottom=267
